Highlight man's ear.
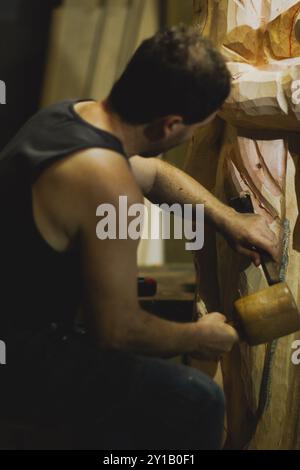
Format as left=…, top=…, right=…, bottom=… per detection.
left=164, top=116, right=184, bottom=137
left=144, top=115, right=184, bottom=142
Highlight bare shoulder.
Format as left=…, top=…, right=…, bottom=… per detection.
left=40, top=147, right=139, bottom=194
left=32, top=147, right=143, bottom=249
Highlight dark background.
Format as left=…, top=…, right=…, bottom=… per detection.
left=0, top=0, right=61, bottom=150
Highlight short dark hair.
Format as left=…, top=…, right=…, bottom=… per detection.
left=108, top=24, right=231, bottom=125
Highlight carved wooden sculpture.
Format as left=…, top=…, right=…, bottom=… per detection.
left=185, top=0, right=300, bottom=449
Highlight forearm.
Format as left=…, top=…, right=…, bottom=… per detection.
left=106, top=307, right=200, bottom=359
left=148, top=158, right=235, bottom=232
left=222, top=62, right=300, bottom=131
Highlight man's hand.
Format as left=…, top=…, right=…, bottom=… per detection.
left=221, top=211, right=280, bottom=266
left=190, top=313, right=239, bottom=361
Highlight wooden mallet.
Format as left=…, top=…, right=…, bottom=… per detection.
left=230, top=194, right=300, bottom=346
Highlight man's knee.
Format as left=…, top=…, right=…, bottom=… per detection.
left=138, top=357, right=225, bottom=415
left=173, top=365, right=225, bottom=418
left=185, top=368, right=225, bottom=409
left=133, top=359, right=225, bottom=449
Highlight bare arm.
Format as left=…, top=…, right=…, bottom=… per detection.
left=130, top=156, right=280, bottom=264
left=78, top=155, right=232, bottom=357
left=130, top=155, right=233, bottom=230
left=37, top=149, right=236, bottom=358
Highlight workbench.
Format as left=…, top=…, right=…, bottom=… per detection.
left=139, top=263, right=195, bottom=324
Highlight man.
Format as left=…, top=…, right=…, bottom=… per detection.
left=0, top=25, right=278, bottom=450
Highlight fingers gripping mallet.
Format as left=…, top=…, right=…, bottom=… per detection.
left=230, top=194, right=300, bottom=346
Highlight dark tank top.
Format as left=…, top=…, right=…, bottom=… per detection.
left=0, top=99, right=126, bottom=350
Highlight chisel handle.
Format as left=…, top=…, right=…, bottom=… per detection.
left=230, top=194, right=280, bottom=285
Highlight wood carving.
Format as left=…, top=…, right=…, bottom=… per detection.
left=185, top=0, right=300, bottom=449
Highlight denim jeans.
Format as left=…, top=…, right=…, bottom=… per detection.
left=1, top=328, right=225, bottom=450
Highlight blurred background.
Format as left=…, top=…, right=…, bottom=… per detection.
left=0, top=0, right=195, bottom=266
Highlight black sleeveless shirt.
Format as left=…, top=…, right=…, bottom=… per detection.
left=0, top=99, right=126, bottom=346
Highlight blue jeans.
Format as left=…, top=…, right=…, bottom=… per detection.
left=2, top=328, right=225, bottom=450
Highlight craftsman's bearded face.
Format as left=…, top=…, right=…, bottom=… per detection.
left=140, top=111, right=217, bottom=157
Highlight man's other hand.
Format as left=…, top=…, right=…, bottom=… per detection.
left=190, top=313, right=239, bottom=361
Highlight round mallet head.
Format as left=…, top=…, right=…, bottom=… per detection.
left=234, top=282, right=300, bottom=345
